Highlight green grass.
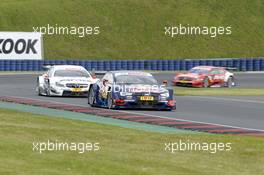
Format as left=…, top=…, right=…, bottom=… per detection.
left=174, top=87, right=264, bottom=96
left=0, top=0, right=263, bottom=60
left=0, top=108, right=264, bottom=175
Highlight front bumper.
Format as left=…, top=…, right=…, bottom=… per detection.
left=113, top=99, right=176, bottom=110
left=172, top=80, right=204, bottom=87
left=49, top=86, right=89, bottom=96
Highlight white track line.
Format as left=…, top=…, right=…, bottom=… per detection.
left=3, top=95, right=264, bottom=133
left=119, top=110, right=264, bottom=132
left=184, top=96, right=264, bottom=104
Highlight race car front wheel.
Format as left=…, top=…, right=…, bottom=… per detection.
left=203, top=77, right=209, bottom=88
left=46, top=87, right=51, bottom=96
left=107, top=92, right=114, bottom=109
left=36, top=80, right=41, bottom=96
left=226, top=77, right=235, bottom=88
left=36, top=85, right=41, bottom=96
left=88, top=89, right=95, bottom=106
left=45, top=83, right=52, bottom=97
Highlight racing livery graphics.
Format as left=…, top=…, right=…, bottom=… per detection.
left=36, top=65, right=98, bottom=96
left=88, top=71, right=176, bottom=110
left=172, top=66, right=235, bottom=88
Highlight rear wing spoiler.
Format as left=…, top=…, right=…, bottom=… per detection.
left=90, top=68, right=107, bottom=77
left=91, top=71, right=107, bottom=76
left=41, top=65, right=107, bottom=75
left=42, top=65, right=52, bottom=71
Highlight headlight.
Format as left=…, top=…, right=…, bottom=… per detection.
left=55, top=82, right=64, bottom=87
left=160, top=91, right=169, bottom=101
left=160, top=92, right=169, bottom=97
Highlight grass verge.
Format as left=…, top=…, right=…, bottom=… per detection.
left=0, top=0, right=263, bottom=59
left=0, top=108, right=264, bottom=175
left=174, top=87, right=264, bottom=96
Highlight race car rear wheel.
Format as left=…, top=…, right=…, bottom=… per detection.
left=88, top=89, right=95, bottom=106
left=203, top=77, right=209, bottom=88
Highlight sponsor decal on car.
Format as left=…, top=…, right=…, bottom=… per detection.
left=140, top=96, right=154, bottom=101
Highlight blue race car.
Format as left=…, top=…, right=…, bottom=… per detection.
left=87, top=71, right=176, bottom=110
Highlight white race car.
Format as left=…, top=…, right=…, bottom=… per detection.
left=36, top=65, right=99, bottom=96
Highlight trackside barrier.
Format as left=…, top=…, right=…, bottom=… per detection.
left=0, top=58, right=263, bottom=71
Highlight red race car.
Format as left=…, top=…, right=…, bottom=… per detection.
left=172, top=66, right=235, bottom=88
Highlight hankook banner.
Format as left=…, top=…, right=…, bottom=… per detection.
left=0, top=32, right=43, bottom=60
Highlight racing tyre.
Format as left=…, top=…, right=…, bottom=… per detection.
left=36, top=86, right=41, bottom=96
left=36, top=80, right=42, bottom=96
left=88, top=88, right=95, bottom=106
left=226, top=77, right=235, bottom=88
left=46, top=87, right=51, bottom=97
left=203, top=77, right=209, bottom=88
left=107, top=92, right=114, bottom=109
left=46, top=83, right=53, bottom=97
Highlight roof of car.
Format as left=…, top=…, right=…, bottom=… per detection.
left=109, top=71, right=153, bottom=76
left=109, top=70, right=147, bottom=73
left=52, top=65, right=86, bottom=70
left=192, top=66, right=220, bottom=70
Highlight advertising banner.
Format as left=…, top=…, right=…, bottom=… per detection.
left=0, top=32, right=43, bottom=60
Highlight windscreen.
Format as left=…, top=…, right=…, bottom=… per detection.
left=115, top=74, right=158, bottom=85
left=54, top=69, right=90, bottom=77
left=189, top=68, right=209, bottom=74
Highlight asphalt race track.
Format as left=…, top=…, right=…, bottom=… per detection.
left=0, top=73, right=264, bottom=131
left=152, top=72, right=264, bottom=87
